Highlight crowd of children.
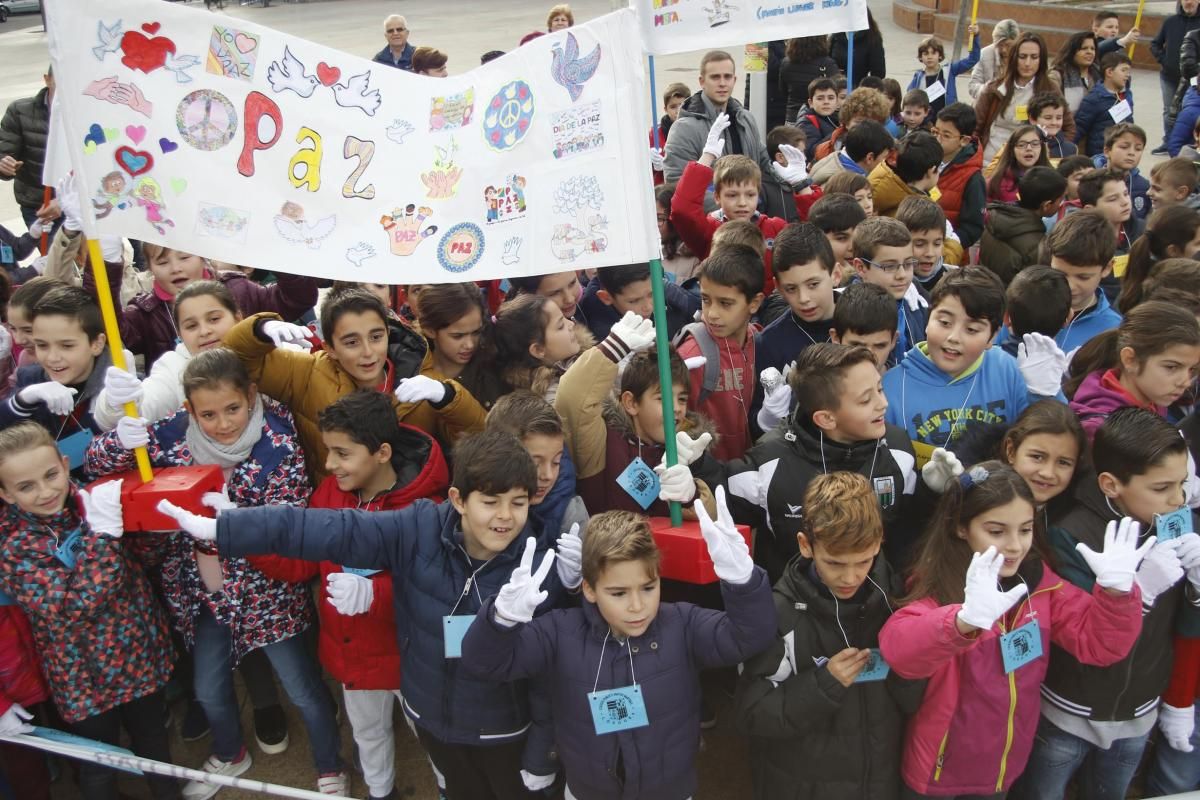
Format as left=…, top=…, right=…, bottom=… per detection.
left=3, top=8, right=1200, bottom=800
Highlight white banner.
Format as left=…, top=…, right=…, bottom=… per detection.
left=635, top=0, right=868, bottom=56
left=44, top=0, right=660, bottom=284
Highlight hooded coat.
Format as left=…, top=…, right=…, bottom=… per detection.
left=1069, top=368, right=1163, bottom=440
left=0, top=87, right=48, bottom=211
left=977, top=203, right=1048, bottom=285
left=1151, top=2, right=1200, bottom=85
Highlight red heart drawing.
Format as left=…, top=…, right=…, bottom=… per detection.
left=120, top=30, right=176, bottom=74
left=114, top=145, right=154, bottom=177
left=316, top=62, right=341, bottom=87
left=141, top=22, right=161, bottom=34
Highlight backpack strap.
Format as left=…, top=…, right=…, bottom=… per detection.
left=672, top=322, right=719, bottom=403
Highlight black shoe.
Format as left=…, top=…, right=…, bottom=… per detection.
left=1153, top=144, right=1170, bottom=155
left=181, top=699, right=210, bottom=742
left=700, top=696, right=717, bottom=730
left=253, top=704, right=289, bottom=754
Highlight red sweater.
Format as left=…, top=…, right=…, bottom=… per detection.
left=0, top=606, right=49, bottom=715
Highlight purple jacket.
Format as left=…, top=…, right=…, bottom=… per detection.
left=84, top=260, right=318, bottom=370
left=461, top=568, right=776, bottom=800
left=1069, top=369, right=1161, bottom=441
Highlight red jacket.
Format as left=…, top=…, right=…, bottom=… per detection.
left=937, top=142, right=985, bottom=230
left=249, top=426, right=449, bottom=690
left=0, top=606, right=49, bottom=716
left=676, top=323, right=759, bottom=461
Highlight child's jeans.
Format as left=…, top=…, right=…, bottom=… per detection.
left=343, top=687, right=403, bottom=798
left=1145, top=700, right=1200, bottom=794
left=415, top=725, right=537, bottom=800
left=69, top=689, right=179, bottom=800
left=192, top=607, right=340, bottom=774
left=1010, top=715, right=1150, bottom=800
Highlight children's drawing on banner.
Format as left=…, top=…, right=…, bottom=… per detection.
left=550, top=33, right=601, bottom=102
left=551, top=175, right=608, bottom=261
left=483, top=81, right=534, bottom=151
left=381, top=204, right=437, bottom=256
left=163, top=52, right=202, bottom=84
left=420, top=140, right=462, bottom=200
left=386, top=119, right=415, bottom=144
left=84, top=77, right=153, bottom=118
left=484, top=175, right=527, bottom=223
left=704, top=0, right=736, bottom=26
left=267, top=47, right=320, bottom=97
left=196, top=202, right=250, bottom=243
left=266, top=47, right=381, bottom=115
left=345, top=242, right=377, bottom=267
left=93, top=20, right=124, bottom=61
left=121, top=22, right=182, bottom=75
left=93, top=171, right=132, bottom=218
left=430, top=89, right=475, bottom=131
left=331, top=72, right=382, bottom=116
left=207, top=26, right=260, bottom=81
left=274, top=201, right=335, bottom=249
left=501, top=236, right=523, bottom=265
left=175, top=90, right=237, bottom=151
left=133, top=177, right=174, bottom=234
left=437, top=222, right=485, bottom=273
left=552, top=101, right=604, bottom=160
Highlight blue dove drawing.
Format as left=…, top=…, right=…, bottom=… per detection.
left=551, top=33, right=601, bottom=102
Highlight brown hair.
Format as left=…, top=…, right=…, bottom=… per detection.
left=839, top=87, right=893, bottom=126
left=712, top=154, right=761, bottom=192
left=620, top=346, right=688, bottom=403
left=1119, top=205, right=1200, bottom=313
left=182, top=347, right=253, bottom=401
left=852, top=216, right=911, bottom=262
left=662, top=81, right=690, bottom=107
left=989, top=33, right=1053, bottom=118
left=1144, top=258, right=1200, bottom=300
left=988, top=124, right=1050, bottom=200
left=411, top=46, right=448, bottom=74
left=9, top=276, right=64, bottom=315
left=0, top=421, right=57, bottom=479
left=487, top=391, right=564, bottom=440
left=803, top=472, right=884, bottom=554
left=173, top=280, right=240, bottom=321
left=1065, top=301, right=1200, bottom=397
left=547, top=3, right=574, bottom=27
left=788, top=342, right=878, bottom=421
left=1042, top=208, right=1115, bottom=268
left=1000, top=399, right=1087, bottom=480
left=494, top=294, right=556, bottom=374
left=917, top=36, right=945, bottom=60
left=581, top=511, right=660, bottom=586
left=711, top=219, right=766, bottom=257
left=700, top=50, right=735, bottom=75
left=823, top=171, right=871, bottom=198
left=1150, top=157, right=1199, bottom=193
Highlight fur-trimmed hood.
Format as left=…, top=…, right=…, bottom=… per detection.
left=503, top=326, right=597, bottom=401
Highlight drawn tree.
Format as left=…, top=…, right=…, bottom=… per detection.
left=553, top=175, right=604, bottom=220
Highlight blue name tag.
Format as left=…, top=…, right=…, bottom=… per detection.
left=52, top=527, right=84, bottom=569
left=58, top=430, right=93, bottom=472
left=587, top=684, right=650, bottom=735
left=854, top=648, right=891, bottom=683
left=616, top=456, right=659, bottom=511
left=1000, top=619, right=1043, bottom=674
left=0, top=244, right=13, bottom=264
left=31, top=726, right=143, bottom=775
left=1155, top=507, right=1194, bottom=542
left=442, top=615, right=474, bottom=659
left=341, top=566, right=382, bottom=578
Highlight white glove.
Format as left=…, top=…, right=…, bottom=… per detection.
left=609, top=310, right=656, bottom=352
left=649, top=147, right=665, bottom=171
left=57, top=173, right=83, bottom=233
left=675, top=430, right=713, bottom=466
left=1135, top=540, right=1185, bottom=606
left=79, top=480, right=124, bottom=539
left=115, top=416, right=150, bottom=450
left=1017, top=333, right=1069, bottom=397
left=521, top=770, right=556, bottom=791
left=957, top=546, right=1029, bottom=631
left=103, top=365, right=143, bottom=411
left=703, top=113, right=732, bottom=159
left=326, top=572, right=375, bottom=616
left=771, top=144, right=809, bottom=186
left=27, top=219, right=44, bottom=239
left=201, top=485, right=238, bottom=513
left=684, top=355, right=707, bottom=371
left=757, top=381, right=792, bottom=433
left=695, top=486, right=754, bottom=584
left=555, top=524, right=583, bottom=590
left=18, top=382, right=77, bottom=416
left=394, top=375, right=447, bottom=404
left=655, top=462, right=696, bottom=503
left=156, top=499, right=218, bottom=542
left=0, top=703, right=34, bottom=737
left=922, top=448, right=965, bottom=493
left=1173, top=532, right=1200, bottom=592
left=260, top=319, right=312, bottom=348
left=1159, top=703, right=1196, bottom=753
left=1075, top=517, right=1156, bottom=593
left=493, top=537, right=555, bottom=627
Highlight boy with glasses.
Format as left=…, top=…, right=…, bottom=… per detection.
left=851, top=217, right=928, bottom=366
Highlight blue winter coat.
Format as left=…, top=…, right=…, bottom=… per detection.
left=578, top=275, right=698, bottom=343
left=461, top=569, right=776, bottom=800
left=995, top=288, right=1121, bottom=354
left=907, top=34, right=980, bottom=112
left=1090, top=153, right=1151, bottom=219
left=215, top=499, right=563, bottom=746
left=529, top=445, right=577, bottom=546
left=1074, top=83, right=1133, bottom=156
left=1170, top=87, right=1200, bottom=156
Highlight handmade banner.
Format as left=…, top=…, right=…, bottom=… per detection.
left=635, top=0, right=868, bottom=56
left=44, top=0, right=660, bottom=284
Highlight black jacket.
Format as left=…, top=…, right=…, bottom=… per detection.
left=832, top=29, right=886, bottom=88
left=780, top=55, right=840, bottom=124
left=735, top=555, right=925, bottom=800
left=0, top=88, right=49, bottom=211
left=1152, top=4, right=1200, bottom=84
left=795, top=106, right=840, bottom=161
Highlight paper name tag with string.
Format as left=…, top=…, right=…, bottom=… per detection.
left=1015, top=105, right=1029, bottom=122
left=616, top=457, right=660, bottom=510
left=58, top=430, right=93, bottom=471
left=924, top=81, right=946, bottom=102
left=1154, top=506, right=1194, bottom=542
left=0, top=244, right=12, bottom=264
left=52, top=527, right=85, bottom=569
left=341, top=565, right=382, bottom=578
left=442, top=615, right=474, bottom=658
left=1000, top=619, right=1042, bottom=673
left=854, top=648, right=891, bottom=682
left=588, top=684, right=650, bottom=734
left=1108, top=99, right=1132, bottom=123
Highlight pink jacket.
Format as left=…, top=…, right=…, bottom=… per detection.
left=879, top=564, right=1142, bottom=796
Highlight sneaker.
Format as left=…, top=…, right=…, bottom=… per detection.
left=181, top=699, right=210, bottom=742
left=317, top=771, right=349, bottom=796
left=1153, top=144, right=1170, bottom=155
left=253, top=704, right=289, bottom=755
left=182, top=748, right=252, bottom=800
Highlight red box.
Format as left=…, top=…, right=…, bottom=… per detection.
left=649, top=518, right=753, bottom=584
left=88, top=465, right=225, bottom=532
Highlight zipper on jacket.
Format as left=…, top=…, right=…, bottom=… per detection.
left=934, top=730, right=949, bottom=781
left=995, top=671, right=1018, bottom=791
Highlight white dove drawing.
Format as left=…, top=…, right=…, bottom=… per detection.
left=163, top=52, right=201, bottom=84
left=267, top=46, right=320, bottom=98
left=275, top=214, right=337, bottom=250
left=332, top=72, right=382, bottom=116
left=92, top=20, right=123, bottom=61
left=345, top=242, right=377, bottom=267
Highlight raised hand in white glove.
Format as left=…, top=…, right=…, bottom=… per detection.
left=556, top=524, right=583, bottom=590
left=326, top=572, right=375, bottom=616
left=1173, top=532, right=1200, bottom=592
left=598, top=310, right=656, bottom=362
left=520, top=770, right=556, bottom=792
left=684, top=355, right=707, bottom=371
left=1076, top=517, right=1155, bottom=593
left=260, top=319, right=312, bottom=348
left=695, top=486, right=754, bottom=584
left=115, top=416, right=150, bottom=450
left=103, top=365, right=143, bottom=412
left=57, top=173, right=83, bottom=233
left=18, top=382, right=77, bottom=416
left=202, top=485, right=238, bottom=513
left=79, top=480, right=124, bottom=539
left=957, top=547, right=1029, bottom=631
left=655, top=462, right=696, bottom=503
left=1018, top=333, right=1069, bottom=397
left=0, top=703, right=34, bottom=736
left=156, top=500, right=218, bottom=542
left=922, top=448, right=965, bottom=493
left=771, top=144, right=809, bottom=186
left=494, top=537, right=555, bottom=627
left=394, top=375, right=447, bottom=405
left=649, top=147, right=665, bottom=171
left=1159, top=703, right=1196, bottom=752
left=675, top=430, right=713, bottom=466
left=703, top=113, right=732, bottom=159
left=757, top=380, right=792, bottom=432
left=1135, top=540, right=1185, bottom=606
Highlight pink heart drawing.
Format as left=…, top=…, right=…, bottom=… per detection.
left=125, top=125, right=146, bottom=144
left=233, top=33, right=257, bottom=54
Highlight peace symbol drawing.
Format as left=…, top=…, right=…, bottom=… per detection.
left=483, top=81, right=534, bottom=152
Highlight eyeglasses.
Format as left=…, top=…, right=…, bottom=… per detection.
left=387, top=27, right=407, bottom=33
left=862, top=257, right=919, bottom=274
left=1015, top=140, right=1042, bottom=150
